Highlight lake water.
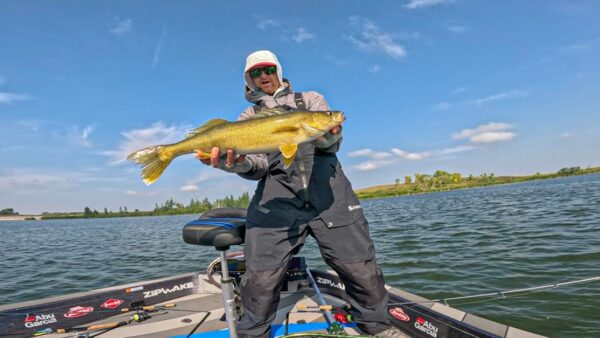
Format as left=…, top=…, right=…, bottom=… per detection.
left=1, top=174, right=599, bottom=337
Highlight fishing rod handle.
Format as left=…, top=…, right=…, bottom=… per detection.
left=297, top=304, right=333, bottom=310
left=121, top=303, right=176, bottom=312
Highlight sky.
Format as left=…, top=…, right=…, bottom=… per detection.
left=1, top=1, right=599, bottom=214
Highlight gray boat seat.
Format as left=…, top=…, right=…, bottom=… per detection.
left=182, top=208, right=246, bottom=251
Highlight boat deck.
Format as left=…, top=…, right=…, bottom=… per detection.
left=43, top=291, right=385, bottom=338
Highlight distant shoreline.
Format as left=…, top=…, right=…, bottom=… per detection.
left=355, top=166, right=600, bottom=200
left=3, top=166, right=598, bottom=221
left=0, top=215, right=42, bottom=221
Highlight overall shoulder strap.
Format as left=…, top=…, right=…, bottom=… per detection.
left=294, top=92, right=307, bottom=111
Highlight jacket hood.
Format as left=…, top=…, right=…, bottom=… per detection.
left=243, top=50, right=284, bottom=94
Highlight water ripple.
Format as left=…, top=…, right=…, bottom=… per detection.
left=2, top=175, right=600, bottom=337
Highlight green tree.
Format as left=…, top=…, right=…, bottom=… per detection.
left=0, top=208, right=18, bottom=215
left=451, top=173, right=462, bottom=184
left=404, top=176, right=412, bottom=184
left=84, top=207, right=93, bottom=218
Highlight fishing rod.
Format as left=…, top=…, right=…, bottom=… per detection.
left=388, top=275, right=600, bottom=307
left=31, top=303, right=178, bottom=337
left=2, top=303, right=177, bottom=318
left=305, top=268, right=347, bottom=335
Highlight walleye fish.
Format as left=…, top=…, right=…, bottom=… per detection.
left=128, top=109, right=345, bottom=185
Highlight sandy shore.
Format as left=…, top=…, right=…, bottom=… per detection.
left=0, top=215, right=42, bottom=221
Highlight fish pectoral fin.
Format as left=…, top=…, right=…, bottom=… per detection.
left=273, top=125, right=300, bottom=133
left=195, top=150, right=211, bottom=159
left=186, top=119, right=230, bottom=138
left=279, top=143, right=298, bottom=168
left=301, top=122, right=321, bottom=135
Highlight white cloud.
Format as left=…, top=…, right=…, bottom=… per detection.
left=0, top=172, right=71, bottom=190
left=0, top=92, right=32, bottom=104
left=565, top=36, right=600, bottom=51
left=391, top=148, right=430, bottom=160
left=404, top=0, right=452, bottom=10
left=451, top=86, right=468, bottom=95
left=470, top=131, right=515, bottom=143
left=0, top=168, right=125, bottom=192
left=347, top=17, right=407, bottom=59
left=106, top=122, right=191, bottom=164
left=560, top=132, right=573, bottom=139
left=348, top=123, right=513, bottom=172
left=469, top=90, right=529, bottom=105
left=433, top=102, right=452, bottom=110
left=452, top=122, right=516, bottom=144
left=257, top=19, right=279, bottom=31
left=110, top=19, right=133, bottom=36
left=152, top=25, right=167, bottom=70
left=452, top=122, right=512, bottom=140
left=348, top=148, right=392, bottom=160
left=350, top=147, right=433, bottom=171
left=348, top=148, right=374, bottom=157
left=540, top=36, right=600, bottom=63
left=64, top=125, right=94, bottom=147
left=291, top=27, right=315, bottom=44
left=436, top=145, right=475, bottom=155
left=180, top=184, right=199, bottom=192
left=325, top=55, right=348, bottom=66
left=124, top=189, right=159, bottom=197
left=186, top=168, right=230, bottom=184
left=435, top=89, right=528, bottom=110
left=369, top=64, right=382, bottom=73
left=447, top=24, right=468, bottom=34
left=354, top=160, right=394, bottom=171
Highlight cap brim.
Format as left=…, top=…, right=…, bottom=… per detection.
left=245, top=62, right=277, bottom=72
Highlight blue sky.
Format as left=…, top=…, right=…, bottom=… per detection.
left=1, top=1, right=599, bottom=214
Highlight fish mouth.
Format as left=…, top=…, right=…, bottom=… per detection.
left=333, top=111, right=346, bottom=124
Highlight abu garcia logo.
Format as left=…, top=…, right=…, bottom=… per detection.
left=415, top=317, right=439, bottom=338
left=24, top=313, right=57, bottom=328
left=144, top=282, right=194, bottom=298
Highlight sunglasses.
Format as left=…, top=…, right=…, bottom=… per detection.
left=249, top=65, right=277, bottom=78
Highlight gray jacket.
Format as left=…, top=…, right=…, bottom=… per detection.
left=238, top=80, right=365, bottom=229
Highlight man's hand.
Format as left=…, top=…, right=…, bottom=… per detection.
left=313, top=125, right=341, bottom=143
left=196, top=147, right=251, bottom=173
left=313, top=125, right=342, bottom=151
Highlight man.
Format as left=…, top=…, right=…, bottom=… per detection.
left=198, top=50, right=397, bottom=337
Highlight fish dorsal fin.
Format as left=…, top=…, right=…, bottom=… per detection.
left=186, top=119, right=229, bottom=138
left=252, top=107, right=289, bottom=119
left=279, top=143, right=298, bottom=168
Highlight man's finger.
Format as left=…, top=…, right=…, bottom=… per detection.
left=236, top=154, right=247, bottom=164
left=210, top=147, right=220, bottom=168
left=330, top=126, right=342, bottom=135
left=226, top=149, right=235, bottom=168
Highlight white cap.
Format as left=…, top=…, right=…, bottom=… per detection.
left=244, top=50, right=283, bottom=91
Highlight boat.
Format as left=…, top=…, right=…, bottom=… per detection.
left=0, top=208, right=546, bottom=338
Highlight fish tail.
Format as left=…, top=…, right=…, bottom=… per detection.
left=127, top=146, right=174, bottom=185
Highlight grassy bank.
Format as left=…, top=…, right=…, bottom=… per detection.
left=356, top=166, right=600, bottom=200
